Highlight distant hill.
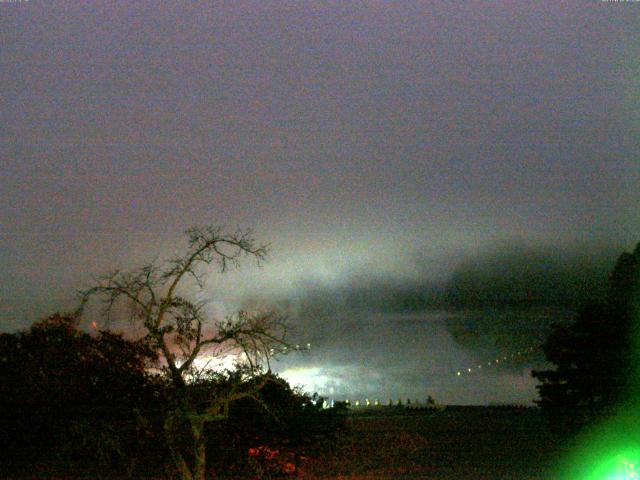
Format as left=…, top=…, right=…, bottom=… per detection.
left=442, top=245, right=615, bottom=309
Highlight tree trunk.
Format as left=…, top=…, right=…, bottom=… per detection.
left=192, top=420, right=207, bottom=480
left=170, top=449, right=194, bottom=480
left=165, top=411, right=195, bottom=480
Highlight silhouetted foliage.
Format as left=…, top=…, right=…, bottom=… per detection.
left=204, top=377, right=347, bottom=478
left=75, top=226, right=317, bottom=480
left=0, top=313, right=342, bottom=479
left=0, top=226, right=345, bottom=479
left=0, top=313, right=164, bottom=478
left=532, top=242, right=640, bottom=426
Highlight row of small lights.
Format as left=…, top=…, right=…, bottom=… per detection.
left=269, top=343, right=311, bottom=355
left=456, top=346, right=537, bottom=377
left=314, top=399, right=435, bottom=409
left=345, top=399, right=433, bottom=407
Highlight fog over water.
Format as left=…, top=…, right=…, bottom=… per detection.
left=229, top=243, right=616, bottom=405
left=273, top=310, right=549, bottom=406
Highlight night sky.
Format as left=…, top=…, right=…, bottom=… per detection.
left=2, top=1, right=639, bottom=404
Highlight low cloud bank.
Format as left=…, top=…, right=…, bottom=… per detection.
left=272, top=243, right=618, bottom=350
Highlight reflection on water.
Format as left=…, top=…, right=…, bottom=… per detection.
left=274, top=309, right=561, bottom=405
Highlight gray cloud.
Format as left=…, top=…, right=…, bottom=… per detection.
left=1, top=2, right=638, bottom=403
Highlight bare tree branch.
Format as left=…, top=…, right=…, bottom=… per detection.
left=75, top=225, right=288, bottom=480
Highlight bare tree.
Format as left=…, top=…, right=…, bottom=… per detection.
left=76, top=226, right=290, bottom=480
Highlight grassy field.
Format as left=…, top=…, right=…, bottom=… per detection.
left=300, top=407, right=569, bottom=479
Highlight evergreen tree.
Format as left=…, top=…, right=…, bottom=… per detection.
left=532, top=243, right=640, bottom=420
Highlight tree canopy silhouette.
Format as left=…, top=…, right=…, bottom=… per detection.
left=0, top=313, right=162, bottom=477
left=532, top=242, right=640, bottom=421
left=76, top=226, right=291, bottom=480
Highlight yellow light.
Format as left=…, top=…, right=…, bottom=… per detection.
left=457, top=371, right=461, bottom=376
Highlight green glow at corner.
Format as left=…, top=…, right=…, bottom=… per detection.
left=560, top=445, right=640, bottom=479
left=608, top=455, right=639, bottom=480
left=595, top=451, right=640, bottom=480
left=551, top=408, right=640, bottom=479
left=551, top=255, right=640, bottom=480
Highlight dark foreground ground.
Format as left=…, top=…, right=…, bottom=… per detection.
left=300, top=406, right=568, bottom=479
left=0, top=407, right=574, bottom=479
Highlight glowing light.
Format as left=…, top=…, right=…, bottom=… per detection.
left=613, top=455, right=640, bottom=479
left=550, top=410, right=640, bottom=479
left=596, top=454, right=640, bottom=480
left=457, top=371, right=461, bottom=376
left=467, top=368, right=472, bottom=372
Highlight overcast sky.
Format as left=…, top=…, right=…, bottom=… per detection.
left=1, top=1, right=638, bottom=403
